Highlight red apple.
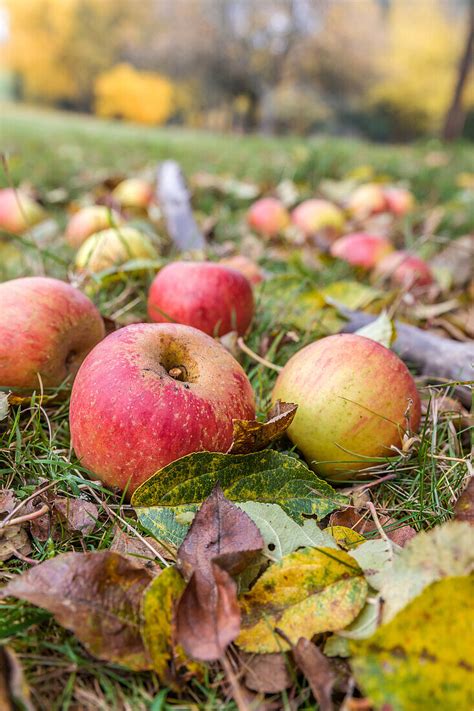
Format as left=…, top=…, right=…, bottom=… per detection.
left=70, top=322, right=256, bottom=493
left=219, top=255, right=265, bottom=285
left=112, top=178, right=153, bottom=209
left=0, top=188, right=45, bottom=234
left=247, top=197, right=290, bottom=237
left=383, top=187, right=414, bottom=216
left=374, top=251, right=434, bottom=288
left=347, top=184, right=387, bottom=219
left=330, top=233, right=394, bottom=269
left=291, top=199, right=345, bottom=240
left=0, top=277, right=105, bottom=389
left=66, top=205, right=123, bottom=249
left=148, top=261, right=254, bottom=337
left=272, top=334, right=421, bottom=480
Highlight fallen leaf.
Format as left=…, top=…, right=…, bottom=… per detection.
left=229, top=401, right=298, bottom=455
left=0, top=393, right=9, bottom=422
left=354, top=311, right=396, bottom=348
left=0, top=490, right=17, bottom=515
left=1, top=551, right=153, bottom=670
left=0, top=525, right=32, bottom=563
left=322, top=281, right=383, bottom=311
left=243, top=652, right=292, bottom=693
left=0, top=646, right=34, bottom=711
left=324, top=526, right=365, bottom=551
left=351, top=576, right=474, bottom=711
left=237, top=547, right=367, bottom=653
left=348, top=538, right=400, bottom=590
left=377, top=521, right=474, bottom=623
left=454, top=477, right=474, bottom=526
left=293, top=638, right=335, bottom=711
left=54, top=497, right=98, bottom=536
left=430, top=235, right=474, bottom=289
left=336, top=600, right=380, bottom=641
left=329, top=508, right=416, bottom=548
left=110, top=526, right=176, bottom=567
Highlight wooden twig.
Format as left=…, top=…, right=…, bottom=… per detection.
left=0, top=504, right=49, bottom=530
left=237, top=337, right=282, bottom=372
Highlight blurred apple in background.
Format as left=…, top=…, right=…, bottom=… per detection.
left=0, top=188, right=45, bottom=234
left=347, top=183, right=387, bottom=219
left=383, top=186, right=415, bottom=216
left=70, top=322, right=256, bottom=494
left=148, top=261, right=254, bottom=336
left=272, top=333, right=421, bottom=481
left=0, top=276, right=105, bottom=388
left=219, top=255, right=265, bottom=285
left=374, top=250, right=434, bottom=288
left=66, top=205, right=124, bottom=249
left=112, top=178, right=154, bottom=209
left=75, top=226, right=158, bottom=273
left=247, top=197, right=290, bottom=237
left=291, top=199, right=345, bottom=241
left=330, top=232, right=394, bottom=269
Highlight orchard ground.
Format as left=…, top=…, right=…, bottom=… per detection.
left=0, top=103, right=473, bottom=710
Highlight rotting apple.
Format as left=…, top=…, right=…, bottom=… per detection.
left=148, top=261, right=254, bottom=337
left=219, top=255, right=265, bottom=285
left=330, top=232, right=394, bottom=269
left=66, top=205, right=123, bottom=249
left=247, top=197, right=290, bottom=237
left=112, top=178, right=154, bottom=209
left=347, top=184, right=387, bottom=219
left=75, top=226, right=158, bottom=273
left=0, top=276, right=105, bottom=389
left=374, top=251, right=434, bottom=288
left=69, top=322, right=256, bottom=494
left=291, top=199, right=345, bottom=241
left=272, top=333, right=421, bottom=481
left=383, top=186, right=415, bottom=216
left=0, top=188, right=45, bottom=234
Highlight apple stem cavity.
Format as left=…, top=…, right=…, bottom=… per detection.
left=168, top=365, right=188, bottom=381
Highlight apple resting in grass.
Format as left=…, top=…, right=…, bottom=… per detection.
left=272, top=334, right=421, bottom=480
left=66, top=205, right=123, bottom=249
left=70, top=323, right=255, bottom=493
left=0, top=188, right=45, bottom=234
left=75, top=226, right=158, bottom=273
left=148, top=261, right=254, bottom=337
left=374, top=251, right=434, bottom=288
left=112, top=178, right=153, bottom=209
left=383, top=187, right=414, bottom=216
left=0, top=277, right=105, bottom=389
left=219, top=255, right=265, bottom=285
left=291, top=199, right=345, bottom=240
left=330, top=232, right=394, bottom=269
left=247, top=197, right=290, bottom=237
left=347, top=184, right=387, bottom=219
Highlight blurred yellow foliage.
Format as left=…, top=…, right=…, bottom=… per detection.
left=94, top=64, right=174, bottom=125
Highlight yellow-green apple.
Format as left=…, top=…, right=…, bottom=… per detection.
left=330, top=232, right=394, bottom=269
left=247, top=197, right=290, bottom=237
left=0, top=277, right=105, bottom=389
left=0, top=188, right=45, bottom=234
left=347, top=184, right=387, bottom=219
left=291, top=199, right=345, bottom=241
left=75, top=226, right=158, bottom=273
left=148, top=261, right=254, bottom=337
left=272, top=333, right=421, bottom=480
left=219, top=255, right=265, bottom=285
left=374, top=251, right=434, bottom=288
left=383, top=186, right=414, bottom=216
left=112, top=178, right=154, bottom=209
left=69, top=322, right=256, bottom=494
left=66, top=205, right=123, bottom=249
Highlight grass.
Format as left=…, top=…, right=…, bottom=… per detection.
left=0, top=103, right=473, bottom=710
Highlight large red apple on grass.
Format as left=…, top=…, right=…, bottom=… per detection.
left=272, top=334, right=421, bottom=480
left=0, top=188, right=45, bottom=234
left=148, top=261, right=254, bottom=336
left=330, top=232, right=394, bottom=269
left=0, top=277, right=105, bottom=388
left=70, top=323, right=256, bottom=494
left=66, top=205, right=123, bottom=249
left=247, top=198, right=290, bottom=237
left=374, top=251, right=434, bottom=288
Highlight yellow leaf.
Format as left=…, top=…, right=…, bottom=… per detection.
left=324, top=526, right=365, bottom=550
left=237, top=547, right=367, bottom=653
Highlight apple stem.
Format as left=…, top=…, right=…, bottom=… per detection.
left=168, top=365, right=187, bottom=381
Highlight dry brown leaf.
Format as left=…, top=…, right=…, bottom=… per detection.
left=430, top=235, right=474, bottom=288
left=0, top=490, right=32, bottom=563
left=293, top=638, right=335, bottom=711
left=329, top=508, right=416, bottom=547
left=110, top=525, right=175, bottom=569
left=454, top=478, right=474, bottom=526
left=0, top=646, right=34, bottom=711
left=229, top=401, right=298, bottom=455
left=243, top=653, right=292, bottom=694
left=54, top=497, right=98, bottom=536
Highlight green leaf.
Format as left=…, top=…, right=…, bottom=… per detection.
left=355, top=311, right=396, bottom=348
left=321, top=280, right=382, bottom=310
left=349, top=538, right=400, bottom=591
left=132, top=451, right=347, bottom=547
left=351, top=576, right=474, bottom=711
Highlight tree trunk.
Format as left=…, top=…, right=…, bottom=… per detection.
left=442, top=0, right=474, bottom=141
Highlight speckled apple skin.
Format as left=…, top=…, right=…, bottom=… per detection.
left=0, top=277, right=105, bottom=388
left=272, top=334, right=421, bottom=480
left=147, top=262, right=254, bottom=337
left=69, top=322, right=256, bottom=494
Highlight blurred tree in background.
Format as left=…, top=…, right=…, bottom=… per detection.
left=2, top=0, right=473, bottom=140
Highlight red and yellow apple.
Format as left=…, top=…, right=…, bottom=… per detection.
left=66, top=205, right=123, bottom=249
left=112, top=178, right=154, bottom=209
left=291, top=199, right=345, bottom=240
left=272, top=334, right=421, bottom=480
left=347, top=184, right=387, bottom=219
left=0, top=277, right=105, bottom=388
left=330, top=232, right=394, bottom=269
left=0, top=188, right=45, bottom=234
left=219, top=255, right=265, bottom=285
left=148, top=261, right=254, bottom=337
left=75, top=226, right=158, bottom=273
left=247, top=197, right=290, bottom=237
left=70, top=322, right=256, bottom=493
left=374, top=251, right=434, bottom=288
left=383, top=187, right=414, bottom=216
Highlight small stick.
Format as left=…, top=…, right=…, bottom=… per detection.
left=220, top=653, right=253, bottom=711
left=1, top=481, right=57, bottom=526
left=0, top=503, right=49, bottom=530
left=366, top=501, right=391, bottom=543
left=348, top=473, right=397, bottom=493
left=237, top=338, right=282, bottom=372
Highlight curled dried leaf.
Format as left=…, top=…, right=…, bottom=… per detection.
left=229, top=401, right=298, bottom=455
